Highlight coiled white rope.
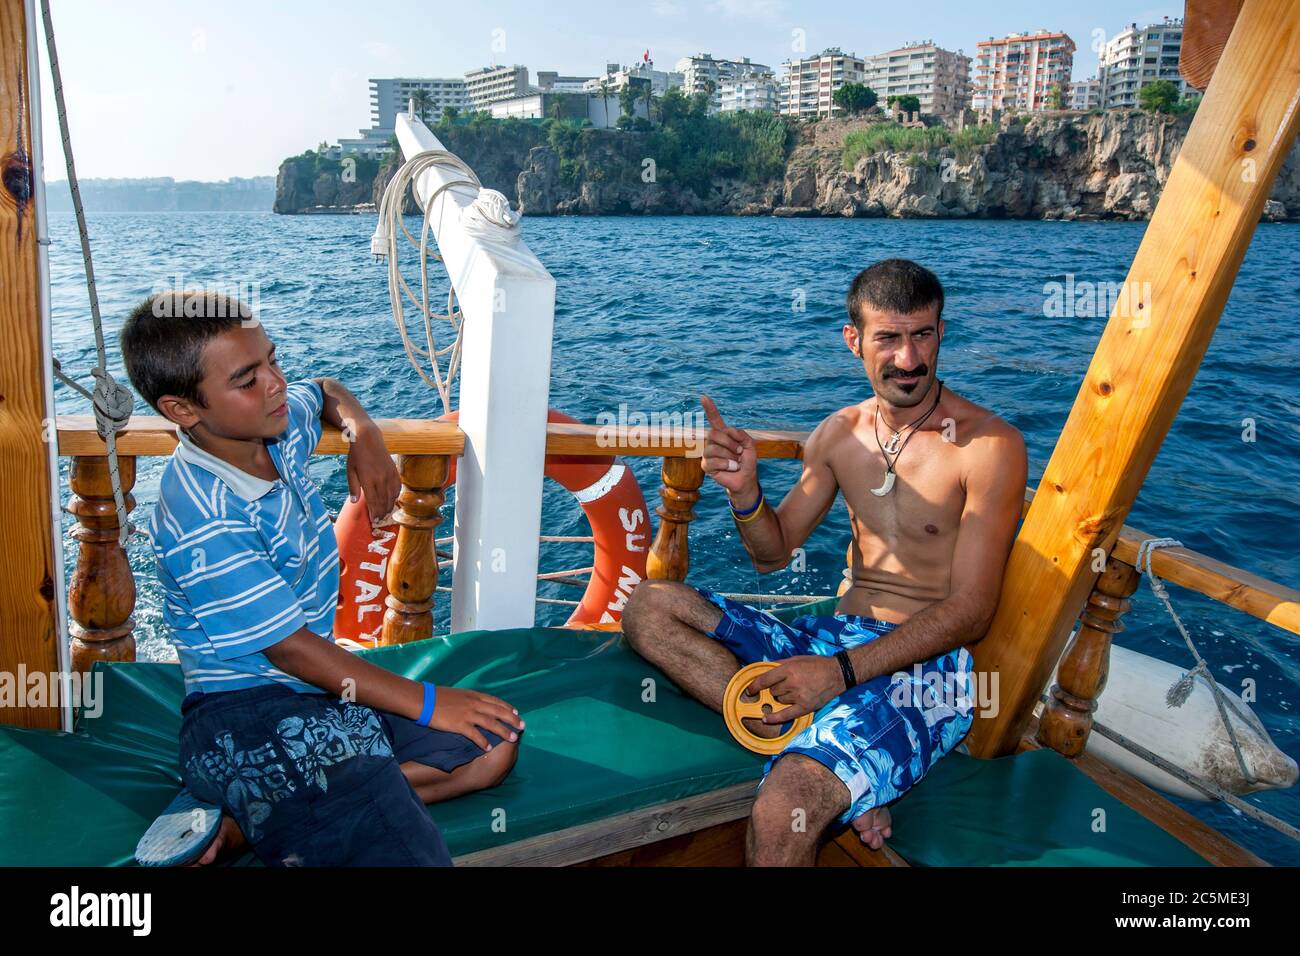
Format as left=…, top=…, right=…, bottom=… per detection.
left=373, top=147, right=482, bottom=414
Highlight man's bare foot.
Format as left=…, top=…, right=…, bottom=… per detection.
left=186, top=814, right=246, bottom=867
left=851, top=806, right=892, bottom=850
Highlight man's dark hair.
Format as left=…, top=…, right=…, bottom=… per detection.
left=119, top=290, right=253, bottom=413
left=846, top=258, right=945, bottom=334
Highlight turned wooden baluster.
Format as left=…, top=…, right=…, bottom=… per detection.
left=1037, top=556, right=1141, bottom=756
left=67, top=455, right=137, bottom=671
left=647, top=455, right=704, bottom=582
left=381, top=454, right=448, bottom=645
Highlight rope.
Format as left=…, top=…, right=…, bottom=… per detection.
left=373, top=145, right=483, bottom=415
left=1135, top=538, right=1257, bottom=786
left=40, top=0, right=135, bottom=549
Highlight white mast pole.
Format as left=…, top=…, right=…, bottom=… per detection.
left=390, top=110, right=555, bottom=632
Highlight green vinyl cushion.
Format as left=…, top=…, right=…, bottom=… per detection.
left=0, top=597, right=1206, bottom=866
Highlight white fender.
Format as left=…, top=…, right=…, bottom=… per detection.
left=1048, top=642, right=1297, bottom=801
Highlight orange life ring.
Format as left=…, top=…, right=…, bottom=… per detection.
left=334, top=408, right=650, bottom=643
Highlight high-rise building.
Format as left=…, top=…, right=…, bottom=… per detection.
left=862, top=41, right=972, bottom=116
left=340, top=77, right=469, bottom=155
left=1070, top=77, right=1101, bottom=110
left=369, top=77, right=469, bottom=129
left=972, top=30, right=1076, bottom=112
left=780, top=48, right=866, bottom=120
left=675, top=54, right=772, bottom=112
left=719, top=74, right=780, bottom=113
left=1098, top=18, right=1191, bottom=109
left=464, top=65, right=530, bottom=110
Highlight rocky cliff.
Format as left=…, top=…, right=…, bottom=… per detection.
left=275, top=111, right=1300, bottom=220
left=800, top=110, right=1298, bottom=221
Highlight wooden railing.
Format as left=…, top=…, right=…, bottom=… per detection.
left=56, top=415, right=1300, bottom=758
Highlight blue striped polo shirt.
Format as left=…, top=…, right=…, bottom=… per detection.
left=148, top=378, right=341, bottom=696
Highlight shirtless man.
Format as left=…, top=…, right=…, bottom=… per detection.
left=622, top=258, right=1027, bottom=866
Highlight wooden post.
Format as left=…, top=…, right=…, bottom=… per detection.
left=0, top=0, right=62, bottom=728
left=1036, top=558, right=1140, bottom=757
left=381, top=454, right=448, bottom=645
left=66, top=456, right=137, bottom=669
left=967, top=0, right=1300, bottom=758
left=647, top=456, right=703, bottom=582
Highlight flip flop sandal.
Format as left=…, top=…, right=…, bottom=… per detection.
left=134, top=788, right=223, bottom=867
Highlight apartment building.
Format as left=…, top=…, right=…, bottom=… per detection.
left=1070, top=77, right=1101, bottom=109
left=862, top=40, right=971, bottom=116
left=719, top=74, right=780, bottom=113
left=972, top=30, right=1076, bottom=112
left=464, top=64, right=530, bottom=110
left=1098, top=18, right=1191, bottom=108
left=780, top=48, right=866, bottom=120
left=675, top=53, right=772, bottom=112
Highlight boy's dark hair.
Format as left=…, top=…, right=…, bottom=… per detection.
left=119, top=290, right=253, bottom=414
left=846, top=258, right=945, bottom=334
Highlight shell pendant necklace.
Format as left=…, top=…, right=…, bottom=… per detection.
left=871, top=380, right=944, bottom=497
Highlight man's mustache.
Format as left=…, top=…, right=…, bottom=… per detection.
left=884, top=364, right=929, bottom=379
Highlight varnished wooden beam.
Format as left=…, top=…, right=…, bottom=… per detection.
left=968, top=0, right=1300, bottom=759
left=0, top=0, right=60, bottom=728
left=1181, top=0, right=1245, bottom=91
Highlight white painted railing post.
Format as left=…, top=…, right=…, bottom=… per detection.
left=391, top=112, right=555, bottom=632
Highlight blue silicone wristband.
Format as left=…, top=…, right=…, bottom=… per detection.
left=418, top=682, right=437, bottom=726
left=730, top=481, right=764, bottom=518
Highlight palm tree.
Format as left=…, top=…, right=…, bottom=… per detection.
left=410, top=88, right=433, bottom=123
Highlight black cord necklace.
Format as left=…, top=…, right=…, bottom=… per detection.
left=870, top=379, right=944, bottom=497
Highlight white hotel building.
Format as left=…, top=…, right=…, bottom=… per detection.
left=862, top=41, right=972, bottom=116
left=464, top=64, right=531, bottom=111
left=780, top=48, right=866, bottom=120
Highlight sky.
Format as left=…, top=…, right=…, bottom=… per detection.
left=34, top=0, right=1185, bottom=182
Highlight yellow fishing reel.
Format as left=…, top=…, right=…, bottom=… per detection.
left=722, top=661, right=813, bottom=755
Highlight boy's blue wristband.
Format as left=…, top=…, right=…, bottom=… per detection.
left=418, top=682, right=437, bottom=726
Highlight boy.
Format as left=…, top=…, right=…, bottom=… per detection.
left=120, top=290, right=521, bottom=866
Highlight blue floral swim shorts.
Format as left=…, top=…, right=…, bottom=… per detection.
left=694, top=587, right=975, bottom=825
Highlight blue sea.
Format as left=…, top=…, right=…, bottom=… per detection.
left=48, top=211, right=1300, bottom=864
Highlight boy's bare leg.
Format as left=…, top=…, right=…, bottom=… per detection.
left=402, top=739, right=518, bottom=804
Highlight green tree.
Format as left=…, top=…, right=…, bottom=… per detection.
left=440, top=105, right=459, bottom=125
left=410, top=88, right=433, bottom=123
left=619, top=83, right=637, bottom=119
left=1138, top=79, right=1182, bottom=114
left=886, top=93, right=921, bottom=115
left=653, top=86, right=691, bottom=126
left=833, top=82, right=878, bottom=115
left=1046, top=81, right=1067, bottom=110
